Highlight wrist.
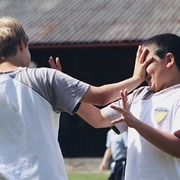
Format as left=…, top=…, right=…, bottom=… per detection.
left=132, top=75, right=144, bottom=84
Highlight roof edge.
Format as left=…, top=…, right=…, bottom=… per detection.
left=29, top=42, right=142, bottom=49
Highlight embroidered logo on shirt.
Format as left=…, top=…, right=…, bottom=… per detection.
left=154, top=107, right=168, bottom=123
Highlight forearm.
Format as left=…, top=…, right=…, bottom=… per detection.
left=101, top=148, right=111, bottom=166
left=99, top=148, right=111, bottom=171
left=133, top=118, right=180, bottom=158
left=100, top=76, right=143, bottom=103
left=93, top=46, right=152, bottom=106
left=77, top=103, right=112, bottom=128
left=111, top=90, right=180, bottom=158
left=82, top=76, right=143, bottom=106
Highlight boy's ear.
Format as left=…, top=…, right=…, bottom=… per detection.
left=166, top=53, right=174, bottom=68
left=19, top=39, right=25, bottom=51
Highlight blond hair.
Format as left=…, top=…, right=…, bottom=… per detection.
left=0, top=16, right=29, bottom=60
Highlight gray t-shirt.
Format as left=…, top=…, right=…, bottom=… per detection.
left=0, top=67, right=90, bottom=180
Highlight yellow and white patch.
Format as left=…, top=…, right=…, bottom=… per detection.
left=154, top=107, right=168, bottom=123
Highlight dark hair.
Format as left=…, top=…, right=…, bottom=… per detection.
left=143, top=33, right=180, bottom=70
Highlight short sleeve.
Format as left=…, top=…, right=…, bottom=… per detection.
left=172, top=102, right=180, bottom=133
left=51, top=70, right=90, bottom=114
left=106, top=130, right=111, bottom=148
left=23, top=68, right=90, bottom=115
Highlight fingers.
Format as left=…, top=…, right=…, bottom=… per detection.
left=140, top=47, right=154, bottom=67
left=110, top=89, right=127, bottom=113
left=133, top=45, right=148, bottom=81
left=144, top=55, right=153, bottom=67
left=110, top=105, right=124, bottom=124
left=49, top=56, right=62, bottom=72
left=55, top=57, right=62, bottom=71
left=110, top=89, right=128, bottom=124
left=49, top=56, right=56, bottom=69
left=110, top=104, right=123, bottom=112
left=136, top=45, right=148, bottom=63
left=120, top=89, right=128, bottom=110
left=140, top=47, right=148, bottom=64
left=136, top=45, right=142, bottom=60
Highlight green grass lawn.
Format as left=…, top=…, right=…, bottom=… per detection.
left=67, top=172, right=108, bottom=180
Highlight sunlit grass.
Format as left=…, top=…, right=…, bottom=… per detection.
left=68, top=172, right=108, bottom=180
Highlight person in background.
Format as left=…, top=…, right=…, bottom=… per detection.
left=99, top=129, right=127, bottom=180
left=0, top=16, right=148, bottom=180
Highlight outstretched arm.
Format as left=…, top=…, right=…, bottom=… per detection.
left=49, top=46, right=152, bottom=106
left=81, top=45, right=152, bottom=105
left=111, top=89, right=180, bottom=158
left=48, top=56, right=113, bottom=128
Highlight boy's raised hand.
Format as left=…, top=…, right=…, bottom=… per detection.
left=110, top=89, right=137, bottom=128
left=133, top=45, right=152, bottom=82
left=49, top=56, right=62, bottom=71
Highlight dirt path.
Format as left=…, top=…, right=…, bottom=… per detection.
left=64, top=158, right=110, bottom=173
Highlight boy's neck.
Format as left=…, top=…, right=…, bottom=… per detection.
left=0, top=61, right=19, bottom=72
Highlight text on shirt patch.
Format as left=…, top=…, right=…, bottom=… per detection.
left=154, top=107, right=168, bottom=123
